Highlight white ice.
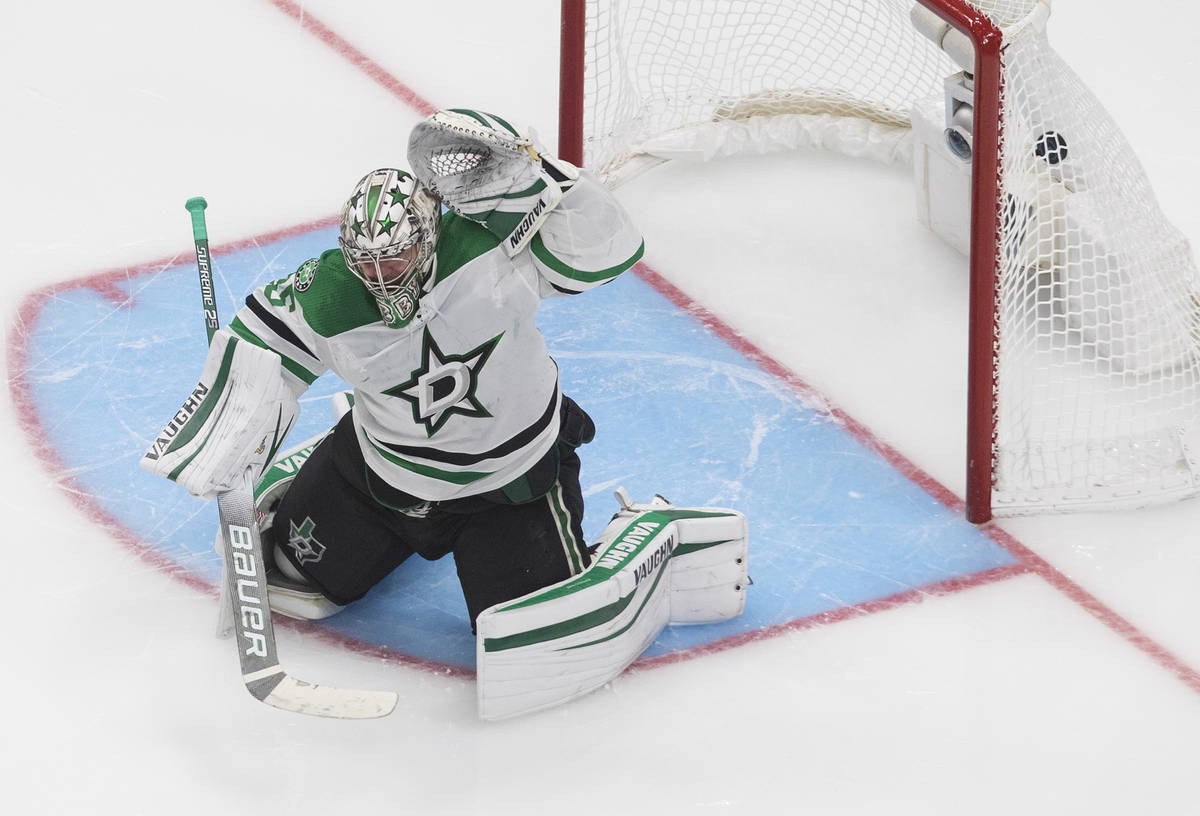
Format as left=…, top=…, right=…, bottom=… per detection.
left=4, top=1, right=1200, bottom=814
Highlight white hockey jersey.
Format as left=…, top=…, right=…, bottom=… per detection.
left=225, top=173, right=643, bottom=501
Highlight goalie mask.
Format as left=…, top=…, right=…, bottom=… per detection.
left=338, top=168, right=441, bottom=329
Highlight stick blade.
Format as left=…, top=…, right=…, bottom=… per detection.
left=259, top=675, right=398, bottom=719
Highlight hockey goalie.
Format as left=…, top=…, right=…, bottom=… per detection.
left=139, top=109, right=749, bottom=719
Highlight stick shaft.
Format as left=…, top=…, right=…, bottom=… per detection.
left=181, top=197, right=396, bottom=718
left=185, top=197, right=220, bottom=343
left=184, top=196, right=285, bottom=698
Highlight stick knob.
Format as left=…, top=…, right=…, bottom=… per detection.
left=185, top=196, right=209, bottom=241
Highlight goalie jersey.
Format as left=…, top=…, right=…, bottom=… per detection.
left=224, top=173, right=643, bottom=501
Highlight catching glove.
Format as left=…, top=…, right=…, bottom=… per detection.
left=407, top=108, right=580, bottom=256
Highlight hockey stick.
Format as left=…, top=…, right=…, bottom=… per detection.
left=186, top=197, right=397, bottom=719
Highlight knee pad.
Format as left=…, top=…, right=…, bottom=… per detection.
left=265, top=547, right=345, bottom=621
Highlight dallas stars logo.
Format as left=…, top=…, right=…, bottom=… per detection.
left=286, top=517, right=326, bottom=566
left=384, top=327, right=503, bottom=437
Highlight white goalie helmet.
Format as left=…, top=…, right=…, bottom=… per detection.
left=338, top=168, right=441, bottom=328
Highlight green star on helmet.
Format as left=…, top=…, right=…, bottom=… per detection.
left=338, top=167, right=442, bottom=330
left=387, top=186, right=410, bottom=206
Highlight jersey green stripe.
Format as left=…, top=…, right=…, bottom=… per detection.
left=530, top=234, right=645, bottom=283
left=365, top=437, right=492, bottom=485
left=228, top=318, right=320, bottom=385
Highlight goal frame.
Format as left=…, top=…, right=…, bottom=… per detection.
left=557, top=0, right=1007, bottom=523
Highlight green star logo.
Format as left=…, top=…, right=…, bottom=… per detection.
left=383, top=327, right=503, bottom=437
left=286, top=517, right=326, bottom=565
left=387, top=185, right=410, bottom=207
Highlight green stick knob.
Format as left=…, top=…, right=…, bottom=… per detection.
left=185, top=196, right=209, bottom=241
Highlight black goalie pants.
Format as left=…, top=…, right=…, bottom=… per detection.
left=270, top=410, right=591, bottom=626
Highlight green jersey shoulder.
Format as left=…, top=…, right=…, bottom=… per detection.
left=279, top=213, right=501, bottom=338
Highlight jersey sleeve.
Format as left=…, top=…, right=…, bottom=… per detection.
left=528, top=170, right=645, bottom=297
left=225, top=262, right=328, bottom=394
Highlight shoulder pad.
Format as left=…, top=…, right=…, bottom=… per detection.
left=434, top=212, right=502, bottom=284
left=292, top=248, right=380, bottom=338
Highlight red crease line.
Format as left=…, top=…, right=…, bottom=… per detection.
left=978, top=522, right=1200, bottom=695
left=632, top=563, right=1029, bottom=671
left=90, top=279, right=133, bottom=307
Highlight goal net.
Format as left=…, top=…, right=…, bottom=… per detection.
left=560, top=0, right=1200, bottom=521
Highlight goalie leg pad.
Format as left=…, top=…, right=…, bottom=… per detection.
left=475, top=491, right=748, bottom=720
left=603, top=488, right=749, bottom=624
left=667, top=512, right=749, bottom=625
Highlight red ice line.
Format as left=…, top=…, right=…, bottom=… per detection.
left=7, top=2, right=1200, bottom=694
left=634, top=563, right=1029, bottom=671
left=268, top=0, right=438, bottom=116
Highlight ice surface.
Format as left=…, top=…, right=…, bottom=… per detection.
left=4, top=2, right=1200, bottom=814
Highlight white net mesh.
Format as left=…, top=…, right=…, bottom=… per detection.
left=579, top=0, right=1200, bottom=515
left=584, top=0, right=957, bottom=182
left=992, top=27, right=1200, bottom=512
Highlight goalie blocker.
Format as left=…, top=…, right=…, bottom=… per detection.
left=476, top=489, right=749, bottom=720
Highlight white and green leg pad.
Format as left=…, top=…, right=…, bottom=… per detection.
left=475, top=488, right=749, bottom=720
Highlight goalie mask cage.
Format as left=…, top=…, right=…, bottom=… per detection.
left=559, top=0, right=1200, bottom=522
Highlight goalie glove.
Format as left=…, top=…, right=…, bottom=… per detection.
left=407, top=108, right=581, bottom=256
left=139, top=331, right=299, bottom=499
